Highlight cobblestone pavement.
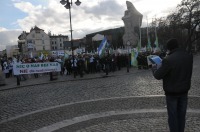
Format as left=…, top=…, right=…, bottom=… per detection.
left=0, top=55, right=200, bottom=131
left=74, top=113, right=200, bottom=132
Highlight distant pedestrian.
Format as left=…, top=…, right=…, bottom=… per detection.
left=3, top=61, right=9, bottom=78
left=152, top=38, right=193, bottom=132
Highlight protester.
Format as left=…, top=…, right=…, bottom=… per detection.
left=71, top=56, right=78, bottom=78
left=3, top=60, right=9, bottom=78
left=55, top=56, right=64, bottom=76
left=64, top=59, right=72, bottom=75
left=152, top=38, right=193, bottom=132
left=31, top=58, right=39, bottom=78
left=116, top=54, right=122, bottom=71
left=8, top=59, right=13, bottom=77
left=77, top=56, right=84, bottom=77
left=1, top=57, right=5, bottom=71
left=89, top=55, right=95, bottom=73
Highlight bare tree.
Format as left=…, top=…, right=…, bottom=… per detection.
left=168, top=0, right=200, bottom=52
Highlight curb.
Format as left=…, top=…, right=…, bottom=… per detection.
left=0, top=69, right=147, bottom=92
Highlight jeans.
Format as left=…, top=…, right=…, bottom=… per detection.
left=166, top=94, right=188, bottom=132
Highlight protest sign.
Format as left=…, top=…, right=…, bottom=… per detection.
left=13, top=62, right=61, bottom=75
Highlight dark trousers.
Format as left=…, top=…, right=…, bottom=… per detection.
left=73, top=67, right=78, bottom=78
left=166, top=94, right=188, bottom=132
left=5, top=73, right=10, bottom=78
left=34, top=73, right=38, bottom=78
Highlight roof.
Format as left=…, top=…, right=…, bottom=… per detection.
left=50, top=35, right=68, bottom=38
left=30, top=26, right=44, bottom=32
left=92, top=34, right=104, bottom=41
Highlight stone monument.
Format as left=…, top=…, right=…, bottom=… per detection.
left=122, top=1, right=143, bottom=48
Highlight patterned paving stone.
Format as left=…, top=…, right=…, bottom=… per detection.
left=75, top=114, right=200, bottom=132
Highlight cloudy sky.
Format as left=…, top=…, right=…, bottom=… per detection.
left=0, top=0, right=182, bottom=51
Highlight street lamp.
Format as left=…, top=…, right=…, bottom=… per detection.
left=60, top=0, right=81, bottom=78
left=126, top=41, right=131, bottom=73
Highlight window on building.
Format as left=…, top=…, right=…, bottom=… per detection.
left=43, top=46, right=45, bottom=50
left=60, top=43, right=62, bottom=47
left=36, top=30, right=40, bottom=33
left=55, top=46, right=57, bottom=50
left=42, top=40, right=45, bottom=44
left=52, top=41, right=54, bottom=44
left=27, top=40, right=32, bottom=43
left=52, top=46, right=54, bottom=50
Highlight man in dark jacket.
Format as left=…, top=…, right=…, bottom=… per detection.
left=152, top=38, right=193, bottom=132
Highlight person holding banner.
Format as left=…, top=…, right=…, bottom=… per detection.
left=31, top=58, right=38, bottom=78
left=49, top=57, right=55, bottom=81
left=152, top=38, right=193, bottom=132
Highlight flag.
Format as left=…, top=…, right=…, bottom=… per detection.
left=64, top=50, right=69, bottom=59
left=154, top=19, right=159, bottom=48
left=137, top=17, right=142, bottom=52
left=137, top=40, right=141, bottom=52
left=147, top=36, right=152, bottom=51
left=40, top=52, right=44, bottom=60
left=109, top=48, right=114, bottom=55
left=98, top=37, right=107, bottom=58
left=146, top=16, right=152, bottom=51
left=154, top=34, right=159, bottom=48
left=131, top=49, right=138, bottom=67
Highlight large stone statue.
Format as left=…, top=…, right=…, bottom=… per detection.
left=122, top=1, right=143, bottom=48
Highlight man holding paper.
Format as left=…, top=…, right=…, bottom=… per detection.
left=152, top=38, right=193, bottom=132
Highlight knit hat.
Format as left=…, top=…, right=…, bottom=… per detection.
left=166, top=38, right=179, bottom=51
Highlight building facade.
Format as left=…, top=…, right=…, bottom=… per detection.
left=50, top=34, right=69, bottom=50
left=5, top=45, right=19, bottom=58
left=18, top=26, right=51, bottom=57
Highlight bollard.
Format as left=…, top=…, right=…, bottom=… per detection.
left=17, top=75, right=20, bottom=85
left=127, top=65, right=129, bottom=73
left=50, top=72, right=53, bottom=81
left=105, top=64, right=108, bottom=75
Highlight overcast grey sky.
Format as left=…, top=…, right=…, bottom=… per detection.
left=0, top=0, right=182, bottom=51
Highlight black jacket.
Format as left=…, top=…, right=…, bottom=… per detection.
left=153, top=48, right=193, bottom=96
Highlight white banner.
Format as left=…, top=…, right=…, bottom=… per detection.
left=13, top=62, right=61, bottom=75
left=52, top=51, right=57, bottom=56
left=57, top=50, right=64, bottom=56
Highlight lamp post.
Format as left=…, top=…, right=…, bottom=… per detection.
left=60, top=0, right=81, bottom=78
left=126, top=41, right=130, bottom=73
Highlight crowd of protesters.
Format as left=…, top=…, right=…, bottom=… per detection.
left=0, top=54, right=127, bottom=80
left=0, top=49, right=167, bottom=81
